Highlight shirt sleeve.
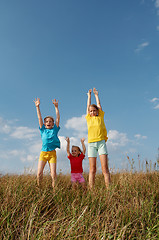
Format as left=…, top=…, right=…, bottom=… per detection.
left=68, top=153, right=72, bottom=160
left=85, top=114, right=90, bottom=120
left=39, top=124, right=45, bottom=132
left=99, top=109, right=105, bottom=117
left=54, top=124, right=60, bottom=133
left=79, top=152, right=85, bottom=160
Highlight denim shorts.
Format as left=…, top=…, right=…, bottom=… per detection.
left=88, top=140, right=108, bottom=158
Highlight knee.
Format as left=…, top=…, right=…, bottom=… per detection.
left=37, top=171, right=43, bottom=178
left=50, top=172, right=56, bottom=180
left=51, top=175, right=56, bottom=181
left=102, top=168, right=110, bottom=175
left=89, top=167, right=96, bottom=175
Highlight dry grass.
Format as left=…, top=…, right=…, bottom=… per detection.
left=0, top=171, right=159, bottom=239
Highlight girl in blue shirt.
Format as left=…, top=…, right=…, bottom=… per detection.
left=34, top=98, right=60, bottom=189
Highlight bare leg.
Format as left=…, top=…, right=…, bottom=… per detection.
left=37, top=160, right=46, bottom=188
left=99, top=154, right=111, bottom=188
left=72, top=182, right=77, bottom=190
left=49, top=163, right=56, bottom=189
left=81, top=182, right=87, bottom=192
left=89, top=157, right=97, bottom=189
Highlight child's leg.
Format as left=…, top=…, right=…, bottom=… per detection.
left=72, top=182, right=78, bottom=190
left=49, top=162, right=56, bottom=189
left=71, top=173, right=77, bottom=190
left=88, top=157, right=97, bottom=189
left=99, top=154, right=111, bottom=188
left=77, top=173, right=87, bottom=191
left=37, top=160, right=46, bottom=187
left=81, top=182, right=87, bottom=192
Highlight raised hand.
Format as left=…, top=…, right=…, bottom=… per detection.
left=87, top=89, right=92, bottom=96
left=81, top=138, right=85, bottom=143
left=65, top=137, right=70, bottom=143
left=81, top=138, right=86, bottom=155
left=34, top=98, right=40, bottom=107
left=52, top=99, right=59, bottom=108
left=93, top=88, right=98, bottom=96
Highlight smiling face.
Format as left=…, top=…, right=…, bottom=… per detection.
left=44, top=117, right=54, bottom=129
left=89, top=105, right=99, bottom=117
left=71, top=146, right=81, bottom=157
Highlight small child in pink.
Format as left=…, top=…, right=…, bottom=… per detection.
left=65, top=137, right=86, bottom=189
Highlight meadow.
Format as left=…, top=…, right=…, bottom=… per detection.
left=0, top=169, right=159, bottom=239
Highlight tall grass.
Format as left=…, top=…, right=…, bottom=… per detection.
left=0, top=171, right=159, bottom=239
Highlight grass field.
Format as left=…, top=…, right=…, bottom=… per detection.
left=0, top=170, right=159, bottom=239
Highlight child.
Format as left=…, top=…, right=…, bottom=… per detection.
left=86, top=88, right=111, bottom=189
left=34, top=98, right=60, bottom=189
left=65, top=137, right=86, bottom=190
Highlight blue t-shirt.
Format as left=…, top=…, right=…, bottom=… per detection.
left=39, top=124, right=60, bottom=151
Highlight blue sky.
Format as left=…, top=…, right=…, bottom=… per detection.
left=0, top=0, right=159, bottom=174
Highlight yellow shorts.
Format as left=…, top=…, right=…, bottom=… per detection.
left=39, top=150, right=57, bottom=164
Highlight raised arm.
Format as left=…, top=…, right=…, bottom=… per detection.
left=87, top=89, right=92, bottom=114
left=93, top=88, right=102, bottom=110
left=52, top=99, right=60, bottom=128
left=34, top=98, right=43, bottom=128
left=65, top=137, right=70, bottom=156
left=81, top=138, right=86, bottom=155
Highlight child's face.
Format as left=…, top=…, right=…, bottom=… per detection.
left=72, top=146, right=80, bottom=157
left=89, top=106, right=98, bottom=117
left=44, top=118, right=54, bottom=129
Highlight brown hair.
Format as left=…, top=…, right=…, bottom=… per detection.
left=89, top=104, right=99, bottom=110
left=72, top=146, right=82, bottom=156
left=44, top=116, right=54, bottom=123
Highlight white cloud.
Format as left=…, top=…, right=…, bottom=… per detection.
left=157, top=26, right=159, bottom=31
left=134, top=134, right=147, bottom=139
left=150, top=97, right=159, bottom=102
left=21, top=154, right=37, bottom=162
left=154, top=0, right=159, bottom=15
left=10, top=126, right=38, bottom=140
left=135, top=41, right=149, bottom=53
left=65, top=115, right=88, bottom=139
left=154, top=104, right=159, bottom=109
left=0, top=117, right=39, bottom=140
left=150, top=97, right=159, bottom=109
left=0, top=150, right=16, bottom=160
left=65, top=115, right=87, bottom=132
left=108, top=130, right=129, bottom=147
left=155, top=0, right=159, bottom=8
left=3, top=124, right=11, bottom=134
left=28, top=141, right=41, bottom=153
left=0, top=117, right=11, bottom=134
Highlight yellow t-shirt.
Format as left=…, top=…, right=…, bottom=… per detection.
left=85, top=109, right=108, bottom=143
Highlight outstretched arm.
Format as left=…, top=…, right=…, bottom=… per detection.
left=34, top=98, right=43, bottom=128
left=93, top=88, right=102, bottom=110
left=52, top=99, right=60, bottom=128
left=81, top=138, right=86, bottom=155
left=87, top=89, right=92, bottom=114
left=65, top=137, right=70, bottom=156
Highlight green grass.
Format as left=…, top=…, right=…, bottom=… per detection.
left=0, top=172, right=159, bottom=239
